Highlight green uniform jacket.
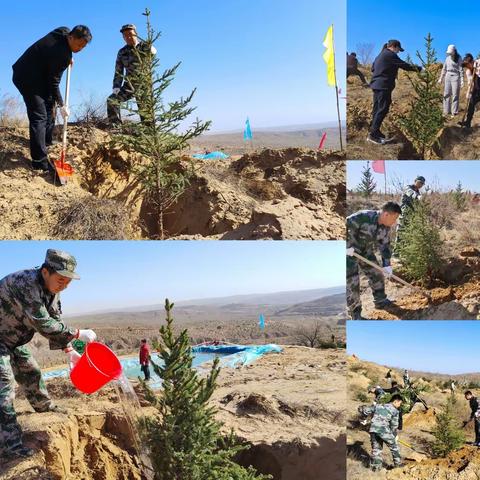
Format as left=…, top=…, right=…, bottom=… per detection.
left=0, top=269, right=76, bottom=351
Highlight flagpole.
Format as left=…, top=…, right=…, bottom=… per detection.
left=384, top=161, right=387, bottom=194
left=332, top=25, right=344, bottom=151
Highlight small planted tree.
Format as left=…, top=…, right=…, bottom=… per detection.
left=452, top=181, right=467, bottom=211
left=396, top=201, right=443, bottom=286
left=431, top=394, right=465, bottom=457
left=139, top=299, right=270, bottom=480
left=112, top=9, right=211, bottom=238
left=356, top=163, right=376, bottom=197
left=397, top=34, right=444, bottom=159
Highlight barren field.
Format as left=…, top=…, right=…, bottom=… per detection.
left=347, top=356, right=480, bottom=480
left=0, top=125, right=346, bottom=240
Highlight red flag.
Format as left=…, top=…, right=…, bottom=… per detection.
left=318, top=132, right=327, bottom=150
left=372, top=160, right=385, bottom=174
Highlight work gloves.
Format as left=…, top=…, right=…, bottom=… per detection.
left=346, top=247, right=355, bottom=256
left=64, top=345, right=82, bottom=370
left=60, top=106, right=70, bottom=120
left=383, top=266, right=393, bottom=278
left=75, top=329, right=97, bottom=343
left=112, top=87, right=121, bottom=95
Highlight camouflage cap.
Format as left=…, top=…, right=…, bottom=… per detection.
left=120, top=24, right=137, bottom=33
left=44, top=249, right=80, bottom=280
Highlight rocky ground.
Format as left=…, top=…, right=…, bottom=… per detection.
left=347, top=356, right=480, bottom=480
left=0, top=125, right=346, bottom=240
left=0, top=346, right=346, bottom=480
left=347, top=67, right=480, bottom=160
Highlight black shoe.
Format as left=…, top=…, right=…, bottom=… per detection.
left=366, top=134, right=385, bottom=145
left=31, top=159, right=50, bottom=172
left=4, top=446, right=36, bottom=460
left=374, top=298, right=394, bottom=309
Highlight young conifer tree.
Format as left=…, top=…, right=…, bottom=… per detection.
left=356, top=163, right=377, bottom=197
left=395, top=201, right=443, bottom=286
left=112, top=8, right=211, bottom=238
left=431, top=394, right=465, bottom=457
left=139, top=299, right=270, bottom=480
left=452, top=181, right=467, bottom=211
left=397, top=34, right=444, bottom=159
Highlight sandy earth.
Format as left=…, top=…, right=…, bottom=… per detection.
left=347, top=356, right=480, bottom=480
left=0, top=346, right=346, bottom=480
left=347, top=67, right=480, bottom=160
left=0, top=125, right=346, bottom=240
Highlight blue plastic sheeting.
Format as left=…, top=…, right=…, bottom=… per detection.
left=42, top=344, right=282, bottom=389
left=192, top=151, right=230, bottom=160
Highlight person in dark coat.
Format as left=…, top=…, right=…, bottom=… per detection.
left=12, top=26, right=92, bottom=175
left=463, top=391, right=480, bottom=446
left=347, top=52, right=369, bottom=86
left=368, top=40, right=421, bottom=145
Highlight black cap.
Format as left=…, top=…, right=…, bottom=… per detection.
left=387, top=39, right=404, bottom=52
left=415, top=176, right=426, bottom=183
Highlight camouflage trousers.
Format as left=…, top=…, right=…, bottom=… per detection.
left=0, top=343, right=52, bottom=454
left=370, top=432, right=402, bottom=469
left=347, top=255, right=386, bottom=317
left=107, top=87, right=147, bottom=125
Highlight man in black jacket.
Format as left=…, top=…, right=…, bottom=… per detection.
left=12, top=26, right=92, bottom=174
left=368, top=40, right=421, bottom=145
left=463, top=391, right=480, bottom=446
left=347, top=52, right=368, bottom=86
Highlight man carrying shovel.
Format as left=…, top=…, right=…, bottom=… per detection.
left=0, top=249, right=96, bottom=461
left=346, top=202, right=402, bottom=319
left=12, top=26, right=92, bottom=177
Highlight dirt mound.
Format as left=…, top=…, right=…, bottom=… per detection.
left=347, top=68, right=480, bottom=160
left=402, top=408, right=437, bottom=430
left=0, top=125, right=345, bottom=240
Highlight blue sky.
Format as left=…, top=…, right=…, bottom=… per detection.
left=347, top=161, right=480, bottom=192
left=348, top=0, right=478, bottom=64
left=1, top=0, right=346, bottom=132
left=0, top=241, right=345, bottom=314
left=348, top=321, right=480, bottom=375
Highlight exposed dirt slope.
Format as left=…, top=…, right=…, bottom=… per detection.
left=0, top=125, right=346, bottom=240
left=347, top=356, right=480, bottom=480
left=347, top=68, right=480, bottom=160
left=0, top=346, right=346, bottom=480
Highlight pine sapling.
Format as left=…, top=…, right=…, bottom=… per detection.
left=397, top=34, right=444, bottom=158
left=356, top=163, right=377, bottom=197
left=138, top=299, right=270, bottom=480
left=111, top=8, right=211, bottom=238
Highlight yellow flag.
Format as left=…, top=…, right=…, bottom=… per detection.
left=323, top=25, right=336, bottom=87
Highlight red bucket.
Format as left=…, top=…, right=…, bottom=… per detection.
left=70, top=342, right=123, bottom=394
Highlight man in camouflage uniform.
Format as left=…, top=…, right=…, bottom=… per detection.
left=0, top=250, right=97, bottom=461
left=395, top=176, right=426, bottom=252
left=107, top=24, right=157, bottom=125
left=362, top=394, right=404, bottom=471
left=346, top=202, right=402, bottom=319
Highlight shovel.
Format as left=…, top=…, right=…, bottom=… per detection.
left=351, top=250, right=433, bottom=302
left=54, top=64, right=74, bottom=185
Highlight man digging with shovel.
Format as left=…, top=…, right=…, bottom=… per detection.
left=0, top=249, right=96, bottom=461
left=346, top=202, right=402, bottom=320
left=12, top=26, right=92, bottom=178
left=463, top=391, right=480, bottom=447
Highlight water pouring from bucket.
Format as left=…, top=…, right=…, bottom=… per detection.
left=70, top=342, right=123, bottom=394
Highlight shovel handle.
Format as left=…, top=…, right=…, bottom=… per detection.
left=61, top=65, right=72, bottom=153
left=351, top=251, right=431, bottom=300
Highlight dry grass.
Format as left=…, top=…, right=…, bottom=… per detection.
left=0, top=93, right=27, bottom=127
left=52, top=196, right=134, bottom=240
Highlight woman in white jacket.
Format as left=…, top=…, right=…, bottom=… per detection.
left=438, top=45, right=463, bottom=117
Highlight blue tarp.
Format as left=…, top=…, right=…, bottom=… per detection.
left=192, top=151, right=230, bottom=160
left=42, top=344, right=282, bottom=386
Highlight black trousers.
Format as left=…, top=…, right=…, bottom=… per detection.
left=347, top=67, right=367, bottom=84
left=12, top=75, right=55, bottom=164
left=370, top=89, right=393, bottom=137
left=107, top=87, right=147, bottom=124
left=465, top=90, right=480, bottom=127
left=475, top=419, right=480, bottom=444
left=140, top=364, right=151, bottom=381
